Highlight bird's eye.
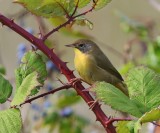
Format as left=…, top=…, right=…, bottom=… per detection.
left=79, top=44, right=84, bottom=48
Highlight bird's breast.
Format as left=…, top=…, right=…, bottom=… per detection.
left=74, top=49, right=95, bottom=84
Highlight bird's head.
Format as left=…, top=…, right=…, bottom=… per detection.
left=66, top=39, right=99, bottom=54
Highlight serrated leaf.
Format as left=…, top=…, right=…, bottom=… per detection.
left=37, top=2, right=65, bottom=17
left=126, top=66, right=160, bottom=113
left=14, top=0, right=43, bottom=15
left=139, top=108, right=160, bottom=123
left=15, top=68, right=22, bottom=89
left=0, top=108, right=22, bottom=133
left=15, top=0, right=75, bottom=18
left=116, top=121, right=130, bottom=133
left=93, top=82, right=142, bottom=117
left=131, top=108, right=160, bottom=133
left=95, top=0, right=112, bottom=10
left=15, top=50, right=47, bottom=95
left=11, top=72, right=41, bottom=106
left=0, top=74, right=12, bottom=103
left=20, top=51, right=47, bottom=84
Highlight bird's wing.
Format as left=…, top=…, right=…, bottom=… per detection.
left=94, top=50, right=124, bottom=81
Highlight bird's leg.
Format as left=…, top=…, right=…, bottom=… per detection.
left=69, top=78, right=91, bottom=86
left=69, top=78, right=82, bottom=86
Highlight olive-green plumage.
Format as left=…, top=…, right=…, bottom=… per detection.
left=66, top=39, right=128, bottom=96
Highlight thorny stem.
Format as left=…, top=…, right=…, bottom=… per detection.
left=20, top=84, right=72, bottom=106
left=0, top=2, right=116, bottom=133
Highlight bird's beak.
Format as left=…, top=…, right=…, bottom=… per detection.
left=65, top=43, right=76, bottom=48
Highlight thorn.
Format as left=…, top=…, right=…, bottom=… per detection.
left=70, top=70, right=74, bottom=75
left=31, top=45, right=36, bottom=51
left=49, top=55, right=52, bottom=59
left=50, top=48, right=54, bottom=52
left=95, top=118, right=99, bottom=122
left=1, top=23, right=4, bottom=27
left=63, top=62, right=69, bottom=66
left=10, top=18, right=14, bottom=23
left=56, top=77, right=65, bottom=85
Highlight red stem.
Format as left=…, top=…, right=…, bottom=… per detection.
left=0, top=13, right=116, bottom=133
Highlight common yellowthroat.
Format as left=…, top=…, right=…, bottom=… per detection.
left=66, top=39, right=128, bottom=96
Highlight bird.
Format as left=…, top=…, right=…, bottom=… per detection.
left=66, top=39, right=128, bottom=96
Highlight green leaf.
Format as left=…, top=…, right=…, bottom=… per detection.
left=0, top=108, right=22, bottom=133
left=14, top=0, right=43, bottom=15
left=95, top=0, right=112, bottom=10
left=0, top=65, right=6, bottom=75
left=15, top=68, right=22, bottom=89
left=11, top=72, right=41, bottom=106
left=37, top=2, right=66, bottom=17
left=116, top=121, right=131, bottom=133
left=139, top=108, right=160, bottom=123
left=15, top=50, right=47, bottom=95
left=0, top=74, right=12, bottom=103
left=15, top=0, right=76, bottom=18
left=132, top=108, right=160, bottom=133
left=74, top=0, right=90, bottom=8
left=20, top=51, right=47, bottom=84
left=126, top=66, right=160, bottom=113
left=92, top=82, right=142, bottom=117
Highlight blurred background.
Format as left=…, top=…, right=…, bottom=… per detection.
left=0, top=0, right=160, bottom=133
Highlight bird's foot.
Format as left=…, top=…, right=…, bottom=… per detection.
left=69, top=78, right=82, bottom=86
left=82, top=86, right=92, bottom=92
left=88, top=100, right=99, bottom=109
left=69, top=78, right=91, bottom=86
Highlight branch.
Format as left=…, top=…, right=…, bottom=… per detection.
left=20, top=84, right=72, bottom=106
left=42, top=1, right=96, bottom=41
left=0, top=11, right=115, bottom=133
left=152, top=122, right=160, bottom=127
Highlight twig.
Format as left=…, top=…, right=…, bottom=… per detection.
left=56, top=1, right=70, bottom=18
left=152, top=122, right=160, bottom=127
left=73, top=0, right=97, bottom=18
left=42, top=1, right=97, bottom=41
left=20, top=84, right=71, bottom=106
left=70, top=0, right=80, bottom=18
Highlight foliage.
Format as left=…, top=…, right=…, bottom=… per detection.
left=0, top=109, right=22, bottom=133
left=0, top=0, right=113, bottom=133
left=0, top=74, right=12, bottom=103
left=93, top=66, right=160, bottom=132
left=1, top=0, right=160, bottom=133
